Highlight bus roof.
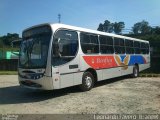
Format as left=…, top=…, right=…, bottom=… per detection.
left=51, top=23, right=149, bottom=43
left=23, top=23, right=149, bottom=43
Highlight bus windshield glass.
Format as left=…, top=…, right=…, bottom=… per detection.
left=19, top=25, right=52, bottom=68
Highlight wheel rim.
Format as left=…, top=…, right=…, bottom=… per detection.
left=85, top=76, right=92, bottom=88
left=134, top=68, right=138, bottom=77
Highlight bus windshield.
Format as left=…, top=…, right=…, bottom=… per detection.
left=19, top=26, right=51, bottom=68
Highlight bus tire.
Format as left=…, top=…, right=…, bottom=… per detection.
left=132, top=65, right=139, bottom=78
left=79, top=72, right=95, bottom=91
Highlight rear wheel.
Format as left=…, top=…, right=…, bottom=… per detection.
left=79, top=72, right=94, bottom=91
left=132, top=65, right=139, bottom=78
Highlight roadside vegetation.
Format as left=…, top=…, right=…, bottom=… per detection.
left=0, top=71, right=17, bottom=75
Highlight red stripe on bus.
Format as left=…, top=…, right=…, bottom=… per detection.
left=83, top=56, right=118, bottom=69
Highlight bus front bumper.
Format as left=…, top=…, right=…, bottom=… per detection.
left=18, top=76, right=54, bottom=90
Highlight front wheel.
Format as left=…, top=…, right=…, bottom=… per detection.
left=132, top=65, right=139, bottom=78
left=79, top=72, right=95, bottom=91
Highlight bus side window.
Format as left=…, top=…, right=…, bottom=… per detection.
left=99, top=35, right=114, bottom=54
left=125, top=39, right=134, bottom=54
left=141, top=42, right=149, bottom=54
left=80, top=33, right=99, bottom=54
left=134, top=41, right=141, bottom=54
left=146, top=43, right=150, bottom=54
left=52, top=38, right=62, bottom=57
left=114, top=38, right=125, bottom=54
left=52, top=30, right=78, bottom=66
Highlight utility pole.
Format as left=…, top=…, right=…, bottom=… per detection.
left=58, top=14, right=61, bottom=23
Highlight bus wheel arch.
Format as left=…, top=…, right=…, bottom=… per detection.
left=79, top=68, right=97, bottom=91
left=85, top=68, right=98, bottom=82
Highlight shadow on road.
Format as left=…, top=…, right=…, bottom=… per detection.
left=0, top=85, right=81, bottom=105
left=95, top=75, right=130, bottom=88
left=0, top=75, right=130, bottom=105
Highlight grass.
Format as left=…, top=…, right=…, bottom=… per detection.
left=0, top=47, right=19, bottom=51
left=139, top=73, right=160, bottom=77
left=0, top=71, right=18, bottom=75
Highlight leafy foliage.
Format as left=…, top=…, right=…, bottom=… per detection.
left=114, top=22, right=125, bottom=34
left=0, top=33, right=21, bottom=59
left=132, top=20, right=151, bottom=34
left=0, top=33, right=20, bottom=47
left=151, top=26, right=160, bottom=34
left=97, top=20, right=125, bottom=34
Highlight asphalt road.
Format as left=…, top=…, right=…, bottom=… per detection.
left=0, top=75, right=160, bottom=114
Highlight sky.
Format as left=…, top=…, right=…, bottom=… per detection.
left=0, top=0, right=160, bottom=36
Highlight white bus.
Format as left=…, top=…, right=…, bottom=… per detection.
left=18, top=23, right=150, bottom=91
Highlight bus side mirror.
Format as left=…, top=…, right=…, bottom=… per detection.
left=53, top=38, right=62, bottom=57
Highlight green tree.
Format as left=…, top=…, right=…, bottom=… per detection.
left=151, top=26, right=160, bottom=34
left=97, top=23, right=104, bottom=31
left=97, top=20, right=114, bottom=33
left=0, top=37, right=4, bottom=47
left=132, top=22, right=141, bottom=34
left=0, top=33, right=19, bottom=46
left=132, top=20, right=151, bottom=34
left=98, top=20, right=125, bottom=34
left=140, top=20, right=151, bottom=34
left=103, top=20, right=114, bottom=33
left=114, top=22, right=125, bottom=34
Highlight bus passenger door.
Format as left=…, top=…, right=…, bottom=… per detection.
left=58, top=55, right=80, bottom=88
left=52, top=29, right=79, bottom=89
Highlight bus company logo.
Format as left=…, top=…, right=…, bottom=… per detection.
left=83, top=56, right=117, bottom=69
left=96, top=57, right=113, bottom=64
left=115, top=55, right=130, bottom=70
